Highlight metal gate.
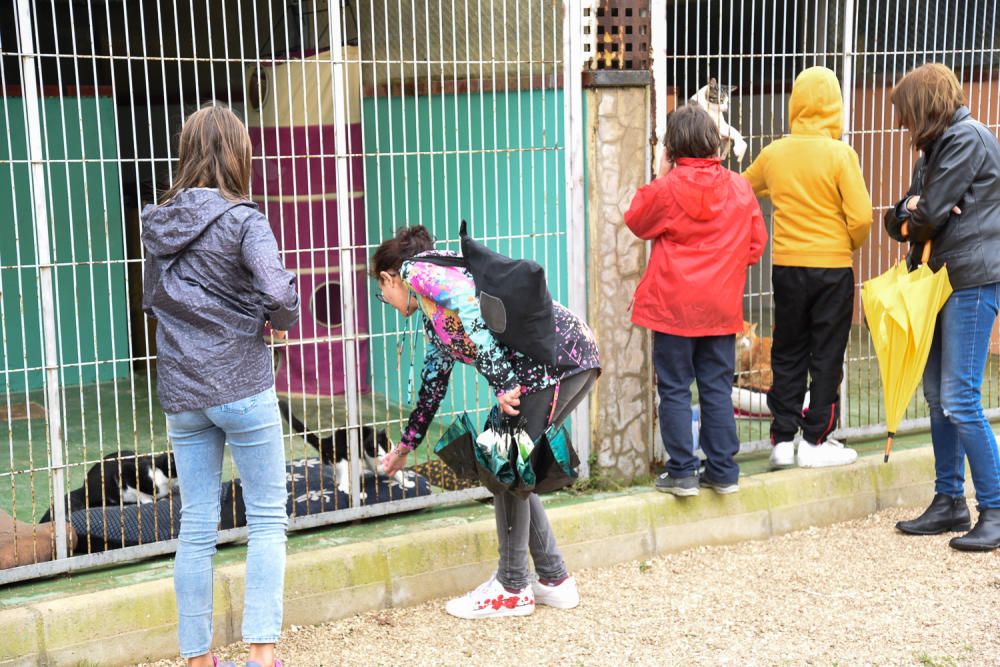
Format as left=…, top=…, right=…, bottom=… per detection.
left=649, top=0, right=1000, bottom=454
left=5, top=0, right=998, bottom=586
left=0, top=0, right=584, bottom=584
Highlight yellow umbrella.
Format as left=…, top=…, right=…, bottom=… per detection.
left=861, top=241, right=952, bottom=462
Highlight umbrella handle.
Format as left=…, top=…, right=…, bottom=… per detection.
left=904, top=222, right=932, bottom=264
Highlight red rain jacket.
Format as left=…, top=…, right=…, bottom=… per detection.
left=624, top=157, right=768, bottom=337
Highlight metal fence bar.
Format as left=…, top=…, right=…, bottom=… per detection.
left=738, top=407, right=1000, bottom=457
left=0, top=484, right=493, bottom=586
left=564, top=0, right=590, bottom=477
left=839, top=0, right=855, bottom=431
left=329, top=0, right=364, bottom=510
left=14, top=0, right=69, bottom=562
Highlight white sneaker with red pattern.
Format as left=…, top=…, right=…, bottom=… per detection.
left=444, top=573, right=535, bottom=619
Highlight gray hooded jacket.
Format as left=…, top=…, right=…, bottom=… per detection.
left=142, top=188, right=299, bottom=413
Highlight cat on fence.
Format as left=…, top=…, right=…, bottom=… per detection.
left=690, top=77, right=748, bottom=162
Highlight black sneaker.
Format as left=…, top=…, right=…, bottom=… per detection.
left=655, top=473, right=700, bottom=496
left=699, top=477, right=740, bottom=494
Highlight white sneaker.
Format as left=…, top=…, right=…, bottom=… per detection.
left=445, top=573, right=535, bottom=619
left=796, top=438, right=858, bottom=468
left=531, top=575, right=579, bottom=609
left=769, top=440, right=796, bottom=469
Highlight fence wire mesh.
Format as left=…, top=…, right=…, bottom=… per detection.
left=2, top=0, right=999, bottom=584
left=652, top=0, right=1000, bottom=459
left=0, top=0, right=571, bottom=584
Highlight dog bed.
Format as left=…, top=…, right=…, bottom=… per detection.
left=219, top=457, right=430, bottom=529
left=731, top=387, right=810, bottom=419
left=732, top=386, right=771, bottom=418
left=71, top=458, right=431, bottom=552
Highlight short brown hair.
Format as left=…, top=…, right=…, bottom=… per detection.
left=160, top=104, right=253, bottom=204
left=663, top=104, right=721, bottom=160
left=891, top=63, right=966, bottom=151
left=369, top=225, right=435, bottom=279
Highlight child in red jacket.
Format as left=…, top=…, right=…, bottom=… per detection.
left=625, top=104, right=767, bottom=496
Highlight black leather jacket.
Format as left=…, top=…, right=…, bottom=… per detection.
left=884, top=106, right=1000, bottom=291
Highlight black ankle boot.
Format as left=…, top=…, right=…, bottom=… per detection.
left=895, top=493, right=971, bottom=535
left=949, top=508, right=1000, bottom=551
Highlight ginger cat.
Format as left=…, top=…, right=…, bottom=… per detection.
left=736, top=321, right=773, bottom=392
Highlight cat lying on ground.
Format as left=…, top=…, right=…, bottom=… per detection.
left=40, top=450, right=177, bottom=522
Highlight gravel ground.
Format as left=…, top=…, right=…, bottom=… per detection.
left=141, top=508, right=1000, bottom=667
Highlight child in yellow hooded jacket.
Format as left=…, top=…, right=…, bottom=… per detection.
left=743, top=66, right=872, bottom=470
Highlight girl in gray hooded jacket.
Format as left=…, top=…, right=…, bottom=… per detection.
left=142, top=105, right=297, bottom=667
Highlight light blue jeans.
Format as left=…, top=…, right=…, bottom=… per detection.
left=923, top=283, right=1000, bottom=509
left=166, top=386, right=288, bottom=658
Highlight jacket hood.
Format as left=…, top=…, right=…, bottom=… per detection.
left=141, top=188, right=251, bottom=256
left=670, top=157, right=731, bottom=221
left=789, top=67, right=843, bottom=138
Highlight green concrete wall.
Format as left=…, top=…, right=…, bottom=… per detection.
left=361, top=88, right=567, bottom=432
left=0, top=96, right=127, bottom=394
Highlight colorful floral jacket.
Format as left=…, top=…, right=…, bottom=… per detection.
left=397, top=250, right=600, bottom=451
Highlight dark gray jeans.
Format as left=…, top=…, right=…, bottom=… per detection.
left=494, top=369, right=599, bottom=589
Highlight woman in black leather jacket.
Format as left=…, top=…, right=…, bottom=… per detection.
left=884, top=63, right=1000, bottom=551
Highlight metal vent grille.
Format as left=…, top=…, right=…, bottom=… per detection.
left=587, top=1, right=651, bottom=71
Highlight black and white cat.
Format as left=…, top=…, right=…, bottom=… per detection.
left=277, top=399, right=415, bottom=498
left=40, top=451, right=178, bottom=522
left=691, top=76, right=747, bottom=162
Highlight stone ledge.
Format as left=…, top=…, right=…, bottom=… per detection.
left=0, top=448, right=937, bottom=666
left=582, top=69, right=652, bottom=87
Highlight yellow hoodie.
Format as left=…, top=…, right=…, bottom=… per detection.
left=742, top=67, right=872, bottom=268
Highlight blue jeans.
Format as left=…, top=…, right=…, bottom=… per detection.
left=923, top=283, right=1000, bottom=509
left=165, top=386, right=288, bottom=658
left=654, top=332, right=740, bottom=484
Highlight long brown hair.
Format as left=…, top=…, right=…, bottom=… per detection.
left=369, top=226, right=435, bottom=279
left=159, top=104, right=252, bottom=204
left=890, top=63, right=966, bottom=152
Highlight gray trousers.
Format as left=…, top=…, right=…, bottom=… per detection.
left=494, top=369, right=599, bottom=589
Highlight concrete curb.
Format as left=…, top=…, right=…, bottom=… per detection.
left=1, top=448, right=941, bottom=666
